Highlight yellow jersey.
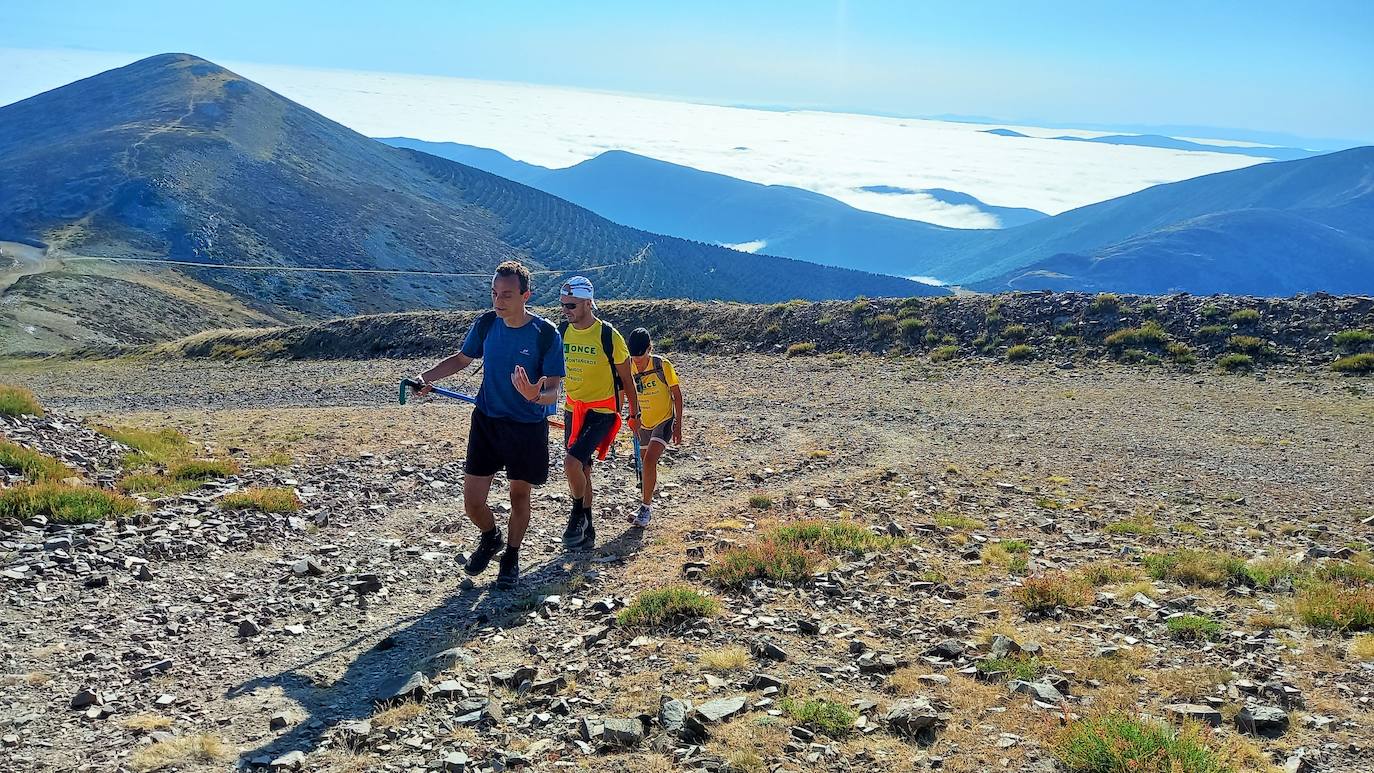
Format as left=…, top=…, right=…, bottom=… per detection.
left=631, top=356, right=679, bottom=428
left=562, top=320, right=629, bottom=412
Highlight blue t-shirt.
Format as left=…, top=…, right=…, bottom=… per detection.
left=461, top=314, right=565, bottom=423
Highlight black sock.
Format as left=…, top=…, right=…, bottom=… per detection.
left=504, top=545, right=519, bottom=558
left=481, top=526, right=499, bottom=542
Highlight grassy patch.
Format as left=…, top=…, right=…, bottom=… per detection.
left=1226, top=335, right=1268, bottom=355
left=371, top=700, right=424, bottom=728
left=748, top=494, right=774, bottom=509
left=709, top=540, right=817, bottom=587
left=1351, top=633, right=1374, bottom=660
left=0, top=440, right=76, bottom=482
left=1052, top=714, right=1231, bottom=773
left=0, top=483, right=137, bottom=524
left=96, top=425, right=192, bottom=467
left=1198, top=324, right=1228, bottom=338
left=1334, top=328, right=1374, bottom=351
left=1002, top=323, right=1028, bottom=340
left=1166, top=615, right=1224, bottom=641
left=1143, top=549, right=1245, bottom=587
left=116, top=473, right=202, bottom=497
left=1105, top=514, right=1157, bottom=536
left=617, top=586, right=720, bottom=628
left=1078, top=561, right=1141, bottom=586
left=976, top=654, right=1050, bottom=681
left=1296, top=582, right=1374, bottom=631
left=700, top=646, right=751, bottom=672
left=251, top=449, right=293, bottom=468
left=1105, top=322, right=1169, bottom=352
left=119, top=714, right=173, bottom=732
left=219, top=487, right=300, bottom=513
left=689, top=332, right=721, bottom=350
left=128, top=734, right=227, bottom=773
left=770, top=520, right=902, bottom=554
left=779, top=697, right=856, bottom=737
left=1013, top=572, right=1094, bottom=612
left=983, top=541, right=1032, bottom=575
left=1089, top=293, right=1120, bottom=313
left=167, top=457, right=240, bottom=480
left=0, top=384, right=43, bottom=417
left=1332, top=353, right=1374, bottom=374
left=1228, top=309, right=1260, bottom=325
left=899, top=316, right=928, bottom=341
left=1217, top=353, right=1254, bottom=373
left=930, top=344, right=959, bottom=362
left=1006, top=344, right=1036, bottom=362
left=786, top=342, right=817, bottom=357
left=935, top=512, right=981, bottom=530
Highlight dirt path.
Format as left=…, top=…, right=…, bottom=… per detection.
left=0, top=241, right=62, bottom=295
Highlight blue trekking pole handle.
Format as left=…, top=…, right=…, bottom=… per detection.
left=399, top=378, right=477, bottom=406
left=631, top=427, right=642, bottom=482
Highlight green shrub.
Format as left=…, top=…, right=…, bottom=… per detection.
left=1228, top=309, right=1260, bottom=325
left=765, top=323, right=782, bottom=336
left=0, top=440, right=75, bottom=482
left=1105, top=514, right=1157, bottom=536
left=849, top=297, right=871, bottom=316
left=1332, top=353, right=1374, bottom=374
left=930, top=345, right=959, bottom=362
left=866, top=313, right=898, bottom=333
left=167, top=458, right=240, bottom=480
left=976, top=655, right=1049, bottom=681
left=1053, top=714, right=1232, bottom=773
left=1077, top=562, right=1141, bottom=586
left=0, top=385, right=44, bottom=417
left=1144, top=550, right=1247, bottom=588
left=935, top=512, right=981, bottom=530
left=1166, top=615, right=1223, bottom=641
left=1199, top=304, right=1225, bottom=319
left=708, top=540, right=818, bottom=587
left=0, top=483, right=137, bottom=524
left=116, top=472, right=199, bottom=496
left=1198, top=325, right=1228, bottom=338
left=770, top=520, right=900, bottom=555
left=1006, top=344, right=1036, bottom=362
left=779, top=697, right=856, bottom=737
left=1089, top=293, right=1120, bottom=313
left=219, top=487, right=300, bottom=513
left=656, top=336, right=675, bottom=352
left=1334, top=329, right=1374, bottom=352
left=1296, top=582, right=1374, bottom=630
left=1013, top=572, right=1094, bottom=612
left=1217, top=353, right=1254, bottom=373
left=689, top=332, right=721, bottom=350
left=749, top=494, right=774, bottom=509
left=1226, top=335, right=1268, bottom=355
left=1105, top=321, right=1169, bottom=351
left=617, top=586, right=720, bottom=628
left=786, top=342, right=817, bottom=357
left=899, top=317, right=927, bottom=340
left=1166, top=342, right=1197, bottom=365
left=1002, top=324, right=1028, bottom=341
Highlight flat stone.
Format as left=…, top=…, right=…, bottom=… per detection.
left=375, top=671, right=431, bottom=705
left=270, top=750, right=306, bottom=770
left=1237, top=705, right=1289, bottom=738
left=1164, top=703, right=1222, bottom=727
left=695, top=695, right=747, bottom=723
left=659, top=697, right=692, bottom=735
left=580, top=717, right=644, bottom=747
left=885, top=698, right=940, bottom=737
left=1008, top=680, right=1065, bottom=704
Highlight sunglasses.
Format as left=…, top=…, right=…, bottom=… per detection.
left=561, top=302, right=580, bottom=309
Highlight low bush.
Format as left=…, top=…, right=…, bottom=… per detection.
left=167, top=458, right=240, bottom=480
left=1217, top=353, right=1254, bottom=373
left=1105, top=321, right=1169, bottom=351
left=0, top=483, right=137, bottom=524
left=96, top=425, right=192, bottom=467
left=1296, top=582, right=1374, bottom=631
left=930, top=345, right=960, bottom=362
left=0, top=440, right=75, bottom=482
left=708, top=540, right=817, bottom=587
left=779, top=697, right=856, bottom=737
left=1090, top=293, right=1120, bottom=313
left=1013, top=572, right=1094, bottom=612
left=617, top=586, right=720, bottom=628
left=1228, top=309, right=1260, bottom=325
left=1006, top=344, right=1036, bottom=362
left=0, top=385, right=43, bottom=417
left=786, top=342, right=817, bottom=357
left=219, top=487, right=300, bottom=513
left=1226, top=335, right=1268, bottom=355
left=770, top=520, right=900, bottom=554
left=1052, top=714, right=1231, bottom=773
left=1166, top=615, right=1223, bottom=641
left=1334, top=328, right=1374, bottom=351
left=1332, top=353, right=1374, bottom=374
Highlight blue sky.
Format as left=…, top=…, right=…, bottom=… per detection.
left=2, top=0, right=1371, bottom=144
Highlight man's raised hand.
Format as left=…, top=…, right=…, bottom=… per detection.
left=512, top=366, right=544, bottom=402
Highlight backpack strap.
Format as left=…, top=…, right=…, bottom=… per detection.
left=599, top=321, right=623, bottom=411
left=470, top=310, right=498, bottom=356
left=651, top=355, right=666, bottom=384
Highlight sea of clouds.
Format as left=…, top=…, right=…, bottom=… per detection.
left=2, top=48, right=1270, bottom=229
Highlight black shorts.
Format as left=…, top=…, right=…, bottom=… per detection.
left=465, top=409, right=550, bottom=485
left=636, top=416, right=674, bottom=448
left=564, top=409, right=618, bottom=466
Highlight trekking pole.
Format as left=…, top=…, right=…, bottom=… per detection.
left=631, top=427, right=642, bottom=482
left=398, top=378, right=476, bottom=406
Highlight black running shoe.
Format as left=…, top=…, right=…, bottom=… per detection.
left=572, top=513, right=596, bottom=551
left=561, top=500, right=585, bottom=548
left=465, top=527, right=505, bottom=576
left=495, top=549, right=519, bottom=590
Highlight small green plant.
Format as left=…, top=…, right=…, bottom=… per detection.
left=1199, top=304, right=1225, bottom=319
left=617, top=586, right=720, bottom=628
left=765, top=323, right=782, bottom=336
left=1226, top=335, right=1268, bottom=355
left=1105, top=321, right=1169, bottom=352
left=1006, top=344, right=1036, bottom=362
left=930, top=345, right=959, bottom=362
left=1217, top=353, right=1254, bottom=373
left=1296, top=582, right=1374, bottom=630
left=1228, top=308, right=1260, bottom=325
left=0, top=385, right=44, bottom=417
left=1078, top=561, right=1141, bottom=586
left=779, top=697, right=856, bottom=737
left=0, top=483, right=137, bottom=524
left=786, top=342, right=817, bottom=357
left=1089, top=293, right=1120, bottom=313
left=0, top=440, right=75, bottom=482
left=849, top=297, right=872, bottom=316
left=1166, top=342, right=1197, bottom=365
left=699, top=646, right=751, bottom=672
left=935, top=512, right=981, bottom=530
left=1105, top=514, right=1157, bottom=536
left=866, top=313, right=899, bottom=333
left=1143, top=549, right=1247, bottom=588
left=749, top=494, right=774, bottom=509
left=708, top=540, right=818, bottom=588
left=167, top=458, right=240, bottom=480
left=1166, top=615, right=1223, bottom=641
left=219, top=487, right=300, bottom=513
left=656, top=336, right=675, bottom=351
left=1013, top=572, right=1094, bottom=612
left=251, top=450, right=293, bottom=468
left=690, top=332, right=721, bottom=350
left=1052, top=713, right=1232, bottom=773
left=1332, top=353, right=1374, bottom=374
left=1198, top=324, right=1228, bottom=338
left=770, top=520, right=901, bottom=554
left=976, top=654, right=1049, bottom=681
left=1334, top=329, right=1374, bottom=352
left=1001, top=323, right=1028, bottom=341
left=899, top=316, right=927, bottom=340
left=96, top=425, right=192, bottom=467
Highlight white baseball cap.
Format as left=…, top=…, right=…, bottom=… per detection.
left=561, top=276, right=596, bottom=307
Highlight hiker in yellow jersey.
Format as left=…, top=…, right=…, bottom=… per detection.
left=625, top=328, right=683, bottom=528
left=557, top=276, right=640, bottom=551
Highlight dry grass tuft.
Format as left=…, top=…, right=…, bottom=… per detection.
left=120, top=714, right=173, bottom=732
left=128, top=734, right=226, bottom=772
left=700, top=645, right=751, bottom=672
left=371, top=700, right=424, bottom=728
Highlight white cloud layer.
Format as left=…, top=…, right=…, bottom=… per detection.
left=1, top=48, right=1273, bottom=229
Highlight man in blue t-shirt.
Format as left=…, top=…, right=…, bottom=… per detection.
left=413, top=261, right=564, bottom=590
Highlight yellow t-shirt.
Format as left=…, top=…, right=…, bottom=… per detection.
left=562, top=320, right=629, bottom=412
left=632, top=356, right=679, bottom=428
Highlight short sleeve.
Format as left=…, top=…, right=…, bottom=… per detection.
left=460, top=319, right=484, bottom=358
left=663, top=358, right=679, bottom=387
left=610, top=328, right=630, bottom=364
left=543, top=323, right=566, bottom=378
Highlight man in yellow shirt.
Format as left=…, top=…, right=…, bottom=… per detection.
left=558, top=276, right=640, bottom=551
left=626, top=328, right=683, bottom=529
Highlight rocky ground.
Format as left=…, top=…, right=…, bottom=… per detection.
left=2, top=354, right=1373, bottom=772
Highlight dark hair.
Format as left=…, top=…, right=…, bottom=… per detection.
left=628, top=327, right=651, bottom=357
left=494, top=260, right=531, bottom=294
